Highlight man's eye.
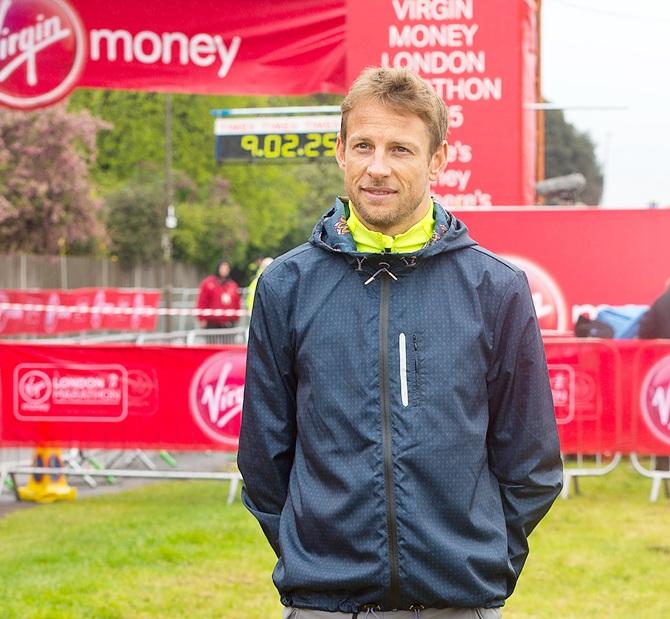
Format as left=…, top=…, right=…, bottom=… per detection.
left=394, top=146, right=410, bottom=153
left=353, top=143, right=370, bottom=151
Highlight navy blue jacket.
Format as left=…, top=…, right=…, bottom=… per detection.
left=238, top=199, right=562, bottom=613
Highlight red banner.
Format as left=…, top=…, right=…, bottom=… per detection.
left=631, top=341, right=670, bottom=455
left=546, top=339, right=670, bottom=456
left=0, top=0, right=346, bottom=110
left=2, top=0, right=540, bottom=206
left=0, top=288, right=160, bottom=335
left=346, top=0, right=538, bottom=206
left=3, top=340, right=670, bottom=455
left=545, top=338, right=622, bottom=455
left=0, top=343, right=245, bottom=451
left=458, top=208, right=670, bottom=332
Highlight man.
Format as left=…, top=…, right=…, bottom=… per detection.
left=196, top=260, right=241, bottom=328
left=238, top=67, right=562, bottom=618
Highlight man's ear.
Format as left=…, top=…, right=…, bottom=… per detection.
left=335, top=133, right=346, bottom=171
left=428, top=140, right=448, bottom=182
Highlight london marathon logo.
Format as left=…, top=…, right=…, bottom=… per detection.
left=0, top=0, right=86, bottom=109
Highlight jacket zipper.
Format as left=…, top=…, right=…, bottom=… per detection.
left=379, top=274, right=400, bottom=609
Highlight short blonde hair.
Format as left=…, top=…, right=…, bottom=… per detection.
left=340, top=67, right=449, bottom=155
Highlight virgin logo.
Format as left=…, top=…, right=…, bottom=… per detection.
left=502, top=255, right=569, bottom=332
left=18, top=369, right=52, bottom=404
left=640, top=355, right=670, bottom=446
left=190, top=352, right=245, bottom=448
left=0, top=0, right=86, bottom=110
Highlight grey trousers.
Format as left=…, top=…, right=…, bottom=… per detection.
left=282, top=607, right=502, bottom=618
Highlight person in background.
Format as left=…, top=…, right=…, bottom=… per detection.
left=196, top=260, right=241, bottom=328
left=238, top=67, right=562, bottom=618
left=245, top=256, right=274, bottom=312
left=638, top=281, right=670, bottom=339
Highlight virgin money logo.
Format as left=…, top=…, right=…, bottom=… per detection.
left=640, top=355, right=670, bottom=446
left=503, top=255, right=569, bottom=332
left=0, top=0, right=86, bottom=110
left=18, top=369, right=52, bottom=405
left=190, top=352, right=245, bottom=448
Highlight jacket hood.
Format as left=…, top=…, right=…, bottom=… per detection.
left=309, top=197, right=477, bottom=262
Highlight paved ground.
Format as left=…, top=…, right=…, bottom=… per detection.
left=0, top=450, right=237, bottom=519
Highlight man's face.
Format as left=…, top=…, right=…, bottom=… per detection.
left=336, top=99, right=447, bottom=237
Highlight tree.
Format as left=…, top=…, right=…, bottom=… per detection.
left=105, top=164, right=197, bottom=268
left=0, top=105, right=108, bottom=254
left=544, top=108, right=604, bottom=205
left=68, top=89, right=344, bottom=271
left=172, top=176, right=249, bottom=272
left=279, top=159, right=343, bottom=251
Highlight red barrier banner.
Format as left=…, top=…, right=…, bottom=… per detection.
left=2, top=339, right=670, bottom=455
left=458, top=208, right=670, bottom=332
left=544, top=338, right=622, bottom=455
left=631, top=341, right=670, bottom=455
left=0, top=288, right=160, bottom=335
left=0, top=343, right=245, bottom=450
left=346, top=0, right=537, bottom=206
left=0, top=0, right=346, bottom=110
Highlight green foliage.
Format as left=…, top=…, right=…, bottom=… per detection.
left=280, top=160, right=344, bottom=249
left=105, top=167, right=167, bottom=268
left=68, top=90, right=344, bottom=271
left=544, top=108, right=604, bottom=205
left=172, top=178, right=248, bottom=272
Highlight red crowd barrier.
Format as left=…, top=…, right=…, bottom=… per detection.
left=0, top=342, right=245, bottom=451
left=2, top=339, right=670, bottom=455
left=546, top=338, right=670, bottom=456
left=545, top=338, right=622, bottom=455
left=0, top=289, right=161, bottom=335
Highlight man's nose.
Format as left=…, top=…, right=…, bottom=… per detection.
left=366, top=151, right=391, bottom=177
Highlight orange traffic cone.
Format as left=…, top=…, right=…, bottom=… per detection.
left=18, top=447, right=77, bottom=503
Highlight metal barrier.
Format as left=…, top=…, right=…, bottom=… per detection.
left=5, top=466, right=241, bottom=505
left=560, top=453, right=623, bottom=499
left=2, top=449, right=241, bottom=504
left=57, top=326, right=250, bottom=346
left=630, top=454, right=670, bottom=502
left=545, top=339, right=625, bottom=498
left=0, top=448, right=32, bottom=495
left=186, top=327, right=248, bottom=346
left=1, top=324, right=249, bottom=505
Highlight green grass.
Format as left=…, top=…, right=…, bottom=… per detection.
left=1, top=463, right=669, bottom=618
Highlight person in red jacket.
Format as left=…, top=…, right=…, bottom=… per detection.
left=196, top=260, right=241, bottom=328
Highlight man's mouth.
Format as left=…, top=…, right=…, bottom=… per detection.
left=361, top=187, right=397, bottom=196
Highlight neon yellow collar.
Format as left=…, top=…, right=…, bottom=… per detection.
left=347, top=203, right=435, bottom=254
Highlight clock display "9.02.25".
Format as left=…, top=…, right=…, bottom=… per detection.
left=219, top=132, right=338, bottom=161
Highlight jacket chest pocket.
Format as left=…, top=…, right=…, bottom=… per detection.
left=398, top=332, right=421, bottom=410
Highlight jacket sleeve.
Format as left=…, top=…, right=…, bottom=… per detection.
left=486, top=270, right=563, bottom=595
left=238, top=275, right=297, bottom=557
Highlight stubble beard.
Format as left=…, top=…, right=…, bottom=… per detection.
left=351, top=186, right=427, bottom=234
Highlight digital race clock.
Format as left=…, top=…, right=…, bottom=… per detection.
left=214, top=114, right=340, bottom=163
